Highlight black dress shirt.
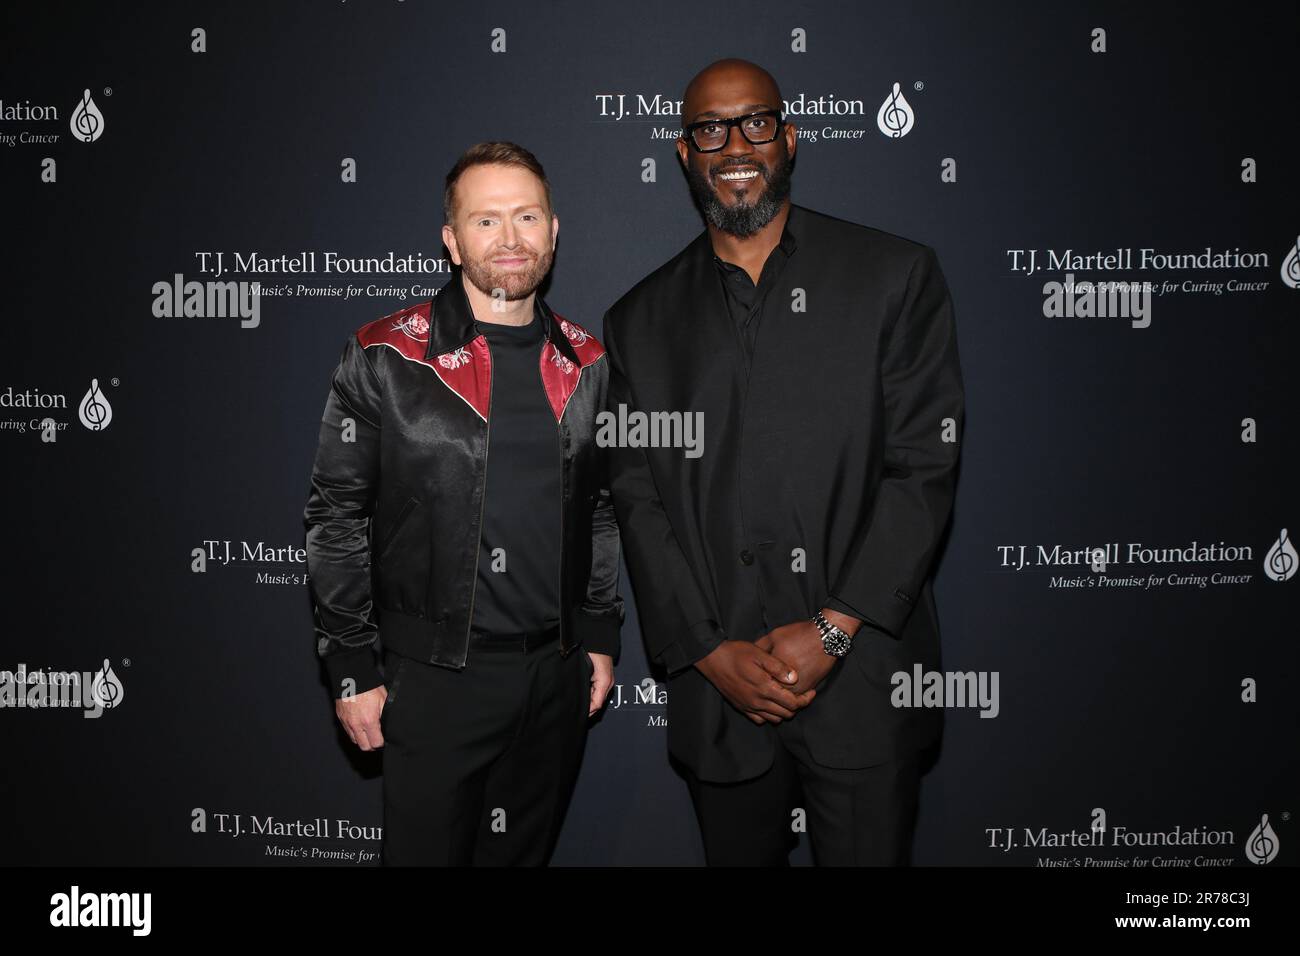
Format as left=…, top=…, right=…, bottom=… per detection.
left=712, top=222, right=796, bottom=368
left=713, top=220, right=878, bottom=632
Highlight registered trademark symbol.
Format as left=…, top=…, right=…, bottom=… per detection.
left=913, top=81, right=924, bottom=91
left=122, top=658, right=130, bottom=667
left=111, top=377, right=120, bottom=387
left=104, top=88, right=112, bottom=96
left=1282, top=811, right=1291, bottom=821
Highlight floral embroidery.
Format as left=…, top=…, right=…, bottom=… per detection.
left=392, top=311, right=430, bottom=340
left=438, top=346, right=472, bottom=370
left=550, top=349, right=575, bottom=375
left=559, top=319, right=588, bottom=346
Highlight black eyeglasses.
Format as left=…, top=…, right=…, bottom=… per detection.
left=681, top=110, right=784, bottom=153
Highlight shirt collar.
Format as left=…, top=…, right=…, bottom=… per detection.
left=424, top=267, right=577, bottom=364
left=712, top=204, right=799, bottom=271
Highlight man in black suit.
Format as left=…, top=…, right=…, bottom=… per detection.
left=602, top=58, right=964, bottom=865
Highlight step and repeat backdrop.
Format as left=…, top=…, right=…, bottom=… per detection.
left=1, top=2, right=1295, bottom=866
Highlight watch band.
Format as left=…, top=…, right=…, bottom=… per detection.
left=812, top=610, right=853, bottom=657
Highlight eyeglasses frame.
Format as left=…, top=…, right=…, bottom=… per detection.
left=680, top=109, right=786, bottom=153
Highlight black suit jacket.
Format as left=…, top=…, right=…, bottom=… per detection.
left=603, top=202, right=964, bottom=783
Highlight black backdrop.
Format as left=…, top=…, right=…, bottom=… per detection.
left=1, top=1, right=1295, bottom=867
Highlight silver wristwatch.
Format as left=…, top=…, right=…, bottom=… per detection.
left=812, top=610, right=853, bottom=657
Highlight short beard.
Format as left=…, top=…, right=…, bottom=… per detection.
left=685, top=148, right=793, bottom=238
left=459, top=244, right=554, bottom=301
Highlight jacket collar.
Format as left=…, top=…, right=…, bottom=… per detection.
left=424, top=268, right=579, bottom=365
left=665, top=202, right=807, bottom=385
left=695, top=200, right=802, bottom=268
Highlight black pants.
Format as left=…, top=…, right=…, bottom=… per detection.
left=379, top=631, right=591, bottom=866
left=684, top=711, right=923, bottom=866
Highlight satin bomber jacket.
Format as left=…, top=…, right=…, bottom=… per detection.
left=303, top=272, right=624, bottom=698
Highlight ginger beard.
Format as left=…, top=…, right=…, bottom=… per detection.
left=458, top=238, right=554, bottom=301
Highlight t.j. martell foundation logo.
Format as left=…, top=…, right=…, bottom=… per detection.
left=876, top=82, right=914, bottom=138
left=0, top=659, right=125, bottom=718
left=1281, top=236, right=1300, bottom=290
left=1263, top=529, right=1297, bottom=582
left=70, top=89, right=104, bottom=143
left=77, top=379, right=112, bottom=431
left=1245, top=814, right=1280, bottom=865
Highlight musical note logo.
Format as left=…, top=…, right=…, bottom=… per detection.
left=876, top=82, right=915, bottom=139
left=1245, top=814, right=1279, bottom=864
left=77, top=378, right=113, bottom=431
left=70, top=89, right=104, bottom=143
left=90, top=659, right=125, bottom=710
left=1263, top=529, right=1297, bottom=582
left=1281, top=236, right=1300, bottom=290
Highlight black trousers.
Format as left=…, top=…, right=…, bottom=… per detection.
left=379, top=631, right=591, bottom=866
left=683, top=710, right=923, bottom=866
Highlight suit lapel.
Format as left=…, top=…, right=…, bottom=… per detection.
left=674, top=231, right=751, bottom=396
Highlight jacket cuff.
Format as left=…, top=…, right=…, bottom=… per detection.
left=323, top=645, right=383, bottom=699
left=659, top=619, right=726, bottom=676
left=824, top=594, right=894, bottom=638
left=825, top=581, right=916, bottom=638
left=573, top=610, right=622, bottom=663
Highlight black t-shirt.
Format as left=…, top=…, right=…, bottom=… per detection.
left=469, top=312, right=562, bottom=635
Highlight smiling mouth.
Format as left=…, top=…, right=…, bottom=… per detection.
left=717, top=167, right=761, bottom=183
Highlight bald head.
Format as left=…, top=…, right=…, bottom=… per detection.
left=681, top=58, right=784, bottom=126
left=675, top=58, right=795, bottom=239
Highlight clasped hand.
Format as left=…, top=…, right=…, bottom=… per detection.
left=695, top=619, right=843, bottom=726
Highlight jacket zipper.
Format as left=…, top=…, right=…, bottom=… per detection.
left=462, top=337, right=492, bottom=666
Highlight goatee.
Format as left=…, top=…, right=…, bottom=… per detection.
left=685, top=150, right=793, bottom=238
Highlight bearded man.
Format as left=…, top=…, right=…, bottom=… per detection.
left=602, top=60, right=965, bottom=865
left=304, top=142, right=623, bottom=866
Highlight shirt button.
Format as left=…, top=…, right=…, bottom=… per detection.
left=739, top=549, right=755, bottom=566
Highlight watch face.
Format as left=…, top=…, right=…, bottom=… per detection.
left=822, top=630, right=851, bottom=656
